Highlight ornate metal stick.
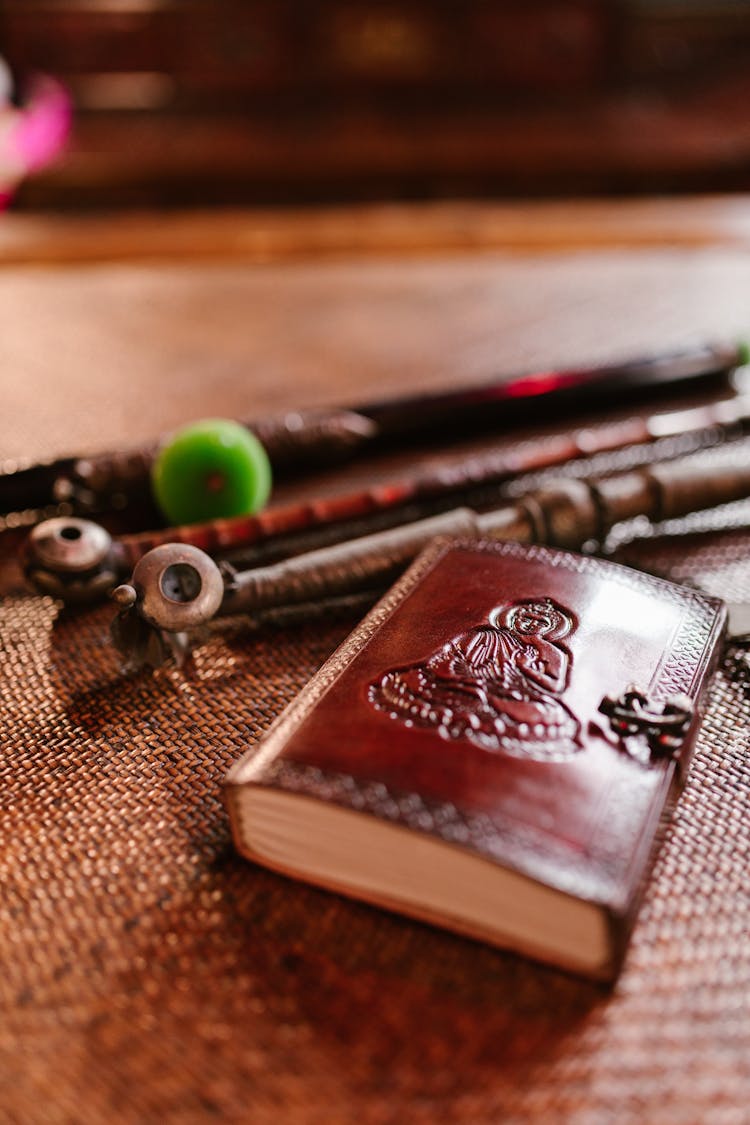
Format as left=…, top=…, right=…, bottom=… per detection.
left=111, top=442, right=750, bottom=670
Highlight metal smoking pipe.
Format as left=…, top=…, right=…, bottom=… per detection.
left=109, top=446, right=750, bottom=671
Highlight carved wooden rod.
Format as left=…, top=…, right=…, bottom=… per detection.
left=118, top=396, right=741, bottom=566
left=107, top=442, right=750, bottom=669
left=217, top=444, right=750, bottom=616
left=3, top=341, right=744, bottom=524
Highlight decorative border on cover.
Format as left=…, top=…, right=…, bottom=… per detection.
left=251, top=755, right=626, bottom=902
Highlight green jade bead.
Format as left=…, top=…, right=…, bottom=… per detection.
left=152, top=419, right=272, bottom=526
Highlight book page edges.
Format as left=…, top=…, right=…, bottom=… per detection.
left=226, top=784, right=614, bottom=980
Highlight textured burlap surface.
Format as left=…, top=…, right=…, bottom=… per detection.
left=1, top=245, right=749, bottom=1124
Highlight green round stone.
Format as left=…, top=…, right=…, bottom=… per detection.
left=152, top=419, right=272, bottom=525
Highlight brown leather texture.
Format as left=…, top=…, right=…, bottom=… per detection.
left=2, top=203, right=750, bottom=1122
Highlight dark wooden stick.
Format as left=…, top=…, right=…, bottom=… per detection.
left=3, top=341, right=744, bottom=522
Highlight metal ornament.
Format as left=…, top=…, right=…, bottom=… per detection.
left=111, top=544, right=224, bottom=672
left=598, top=685, right=694, bottom=763
left=24, top=517, right=119, bottom=603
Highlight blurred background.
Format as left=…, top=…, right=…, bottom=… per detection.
left=3, top=0, right=750, bottom=211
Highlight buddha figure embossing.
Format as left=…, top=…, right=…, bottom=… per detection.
left=368, top=598, right=580, bottom=760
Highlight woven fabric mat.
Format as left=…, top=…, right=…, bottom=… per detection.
left=2, top=248, right=750, bottom=1124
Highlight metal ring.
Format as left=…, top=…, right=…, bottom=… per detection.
left=131, top=544, right=224, bottom=631
left=28, top=517, right=112, bottom=574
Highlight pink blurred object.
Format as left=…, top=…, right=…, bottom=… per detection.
left=12, top=76, right=71, bottom=171
left=0, top=68, right=71, bottom=208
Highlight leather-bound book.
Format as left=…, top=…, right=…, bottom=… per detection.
left=226, top=539, right=726, bottom=980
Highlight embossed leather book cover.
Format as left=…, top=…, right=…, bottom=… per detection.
left=226, top=539, right=726, bottom=980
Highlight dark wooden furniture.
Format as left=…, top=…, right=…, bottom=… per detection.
left=4, top=1, right=750, bottom=207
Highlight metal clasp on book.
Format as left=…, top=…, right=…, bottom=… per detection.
left=598, top=686, right=693, bottom=765
left=722, top=603, right=750, bottom=689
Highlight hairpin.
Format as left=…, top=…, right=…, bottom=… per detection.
left=107, top=443, right=750, bottom=671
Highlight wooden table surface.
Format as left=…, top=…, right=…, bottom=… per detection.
left=1, top=197, right=750, bottom=1125
left=3, top=196, right=750, bottom=468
